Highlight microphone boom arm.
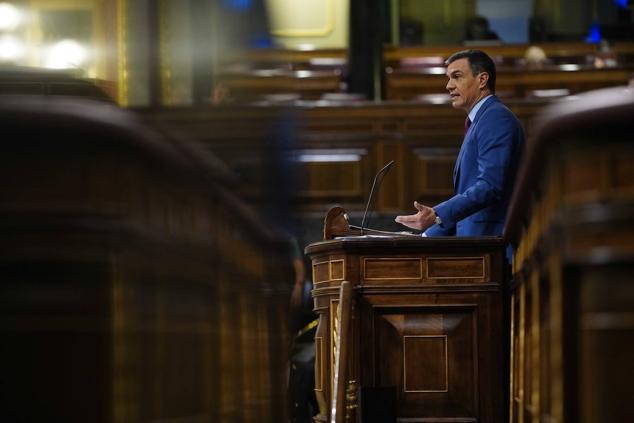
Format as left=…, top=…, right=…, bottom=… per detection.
left=360, top=160, right=395, bottom=233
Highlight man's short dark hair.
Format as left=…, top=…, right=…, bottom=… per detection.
left=446, top=49, right=496, bottom=93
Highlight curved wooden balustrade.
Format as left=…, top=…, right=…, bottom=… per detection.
left=0, top=95, right=294, bottom=422
left=0, top=67, right=115, bottom=101
left=505, top=86, right=634, bottom=423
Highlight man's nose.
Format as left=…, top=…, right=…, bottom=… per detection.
left=446, top=80, right=453, bottom=91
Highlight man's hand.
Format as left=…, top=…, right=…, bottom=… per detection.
left=395, top=201, right=437, bottom=231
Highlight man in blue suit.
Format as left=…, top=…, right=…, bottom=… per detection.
left=396, top=49, right=524, bottom=237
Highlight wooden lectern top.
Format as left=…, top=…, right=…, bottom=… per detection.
left=316, top=206, right=503, bottom=253
left=323, top=206, right=425, bottom=240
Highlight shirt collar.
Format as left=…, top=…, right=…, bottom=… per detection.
left=467, top=94, right=493, bottom=124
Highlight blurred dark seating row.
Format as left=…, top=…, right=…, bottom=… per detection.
left=213, top=42, right=634, bottom=103
left=0, top=66, right=115, bottom=101
left=386, top=64, right=633, bottom=100
left=384, top=41, right=634, bottom=68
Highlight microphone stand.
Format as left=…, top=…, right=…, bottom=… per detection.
left=360, top=160, right=394, bottom=234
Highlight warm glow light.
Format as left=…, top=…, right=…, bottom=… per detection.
left=44, top=39, right=87, bottom=69
left=0, top=3, right=22, bottom=31
left=295, top=149, right=365, bottom=162
left=0, top=34, right=24, bottom=61
left=560, top=64, right=581, bottom=71
left=297, top=44, right=316, bottom=51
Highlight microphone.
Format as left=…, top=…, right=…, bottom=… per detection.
left=360, top=160, right=395, bottom=234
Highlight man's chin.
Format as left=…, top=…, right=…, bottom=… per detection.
left=450, top=97, right=467, bottom=109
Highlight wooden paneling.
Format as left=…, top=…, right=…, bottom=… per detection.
left=427, top=256, right=487, bottom=281
left=363, top=257, right=423, bottom=280
left=359, top=255, right=490, bottom=284
left=403, top=335, right=448, bottom=392
left=137, top=99, right=545, bottom=214
left=313, top=260, right=331, bottom=283
left=217, top=70, right=342, bottom=102
left=374, top=306, right=478, bottom=419
left=313, top=257, right=347, bottom=286
left=298, top=156, right=366, bottom=198
left=220, top=47, right=347, bottom=71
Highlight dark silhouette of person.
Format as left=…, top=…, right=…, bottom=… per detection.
left=464, top=16, right=500, bottom=42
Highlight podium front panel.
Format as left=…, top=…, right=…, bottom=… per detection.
left=306, top=236, right=507, bottom=423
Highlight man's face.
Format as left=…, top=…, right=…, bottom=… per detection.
left=446, top=58, right=488, bottom=112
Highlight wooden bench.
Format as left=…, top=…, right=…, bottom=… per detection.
left=212, top=43, right=634, bottom=102
left=386, top=64, right=633, bottom=100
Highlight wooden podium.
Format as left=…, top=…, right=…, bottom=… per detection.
left=305, top=208, right=507, bottom=422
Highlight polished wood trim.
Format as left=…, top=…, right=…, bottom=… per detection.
left=530, top=270, right=541, bottom=422
left=315, top=336, right=324, bottom=391
left=331, top=281, right=352, bottom=423
left=116, top=0, right=128, bottom=105
left=330, top=298, right=339, bottom=396
left=363, top=257, right=423, bottom=281
left=314, top=260, right=331, bottom=283
left=330, top=259, right=346, bottom=281
left=426, top=256, right=487, bottom=280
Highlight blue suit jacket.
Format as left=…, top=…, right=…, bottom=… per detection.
left=425, top=96, right=524, bottom=237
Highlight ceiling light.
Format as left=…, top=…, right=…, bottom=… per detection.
left=44, top=39, right=87, bottom=69
left=0, top=3, right=22, bottom=31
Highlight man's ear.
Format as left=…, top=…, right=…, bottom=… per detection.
left=478, top=72, right=489, bottom=89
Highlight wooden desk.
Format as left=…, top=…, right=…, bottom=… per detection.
left=219, top=48, right=347, bottom=71
left=306, top=225, right=508, bottom=422
left=217, top=69, right=342, bottom=101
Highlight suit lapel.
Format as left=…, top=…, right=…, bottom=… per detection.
left=452, top=96, right=498, bottom=187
